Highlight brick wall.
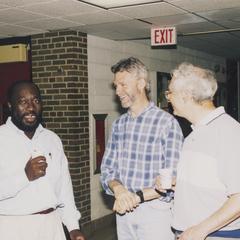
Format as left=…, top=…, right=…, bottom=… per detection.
left=31, top=30, right=90, bottom=225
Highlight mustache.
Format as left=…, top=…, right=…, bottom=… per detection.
left=22, top=112, right=38, bottom=117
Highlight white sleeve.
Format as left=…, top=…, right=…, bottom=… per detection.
left=56, top=146, right=81, bottom=231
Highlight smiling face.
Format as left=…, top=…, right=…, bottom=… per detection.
left=9, top=83, right=42, bottom=136
left=113, top=70, right=143, bottom=109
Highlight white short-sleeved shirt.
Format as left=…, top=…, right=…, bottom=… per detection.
left=173, top=107, right=240, bottom=231
left=0, top=118, right=80, bottom=231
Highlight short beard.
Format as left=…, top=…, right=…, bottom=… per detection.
left=11, top=114, right=42, bottom=133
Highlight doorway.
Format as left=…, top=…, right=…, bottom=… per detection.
left=0, top=37, right=32, bottom=125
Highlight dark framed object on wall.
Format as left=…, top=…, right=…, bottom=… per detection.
left=93, top=114, right=108, bottom=174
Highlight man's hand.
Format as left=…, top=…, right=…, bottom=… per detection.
left=25, top=156, right=48, bottom=181
left=177, top=225, right=208, bottom=240
left=112, top=185, right=139, bottom=214
left=69, top=229, right=85, bottom=240
left=113, top=194, right=140, bottom=214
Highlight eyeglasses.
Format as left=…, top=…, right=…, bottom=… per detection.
left=164, top=90, right=172, bottom=102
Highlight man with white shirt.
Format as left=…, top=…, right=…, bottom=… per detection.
left=164, top=63, right=240, bottom=239
left=0, top=80, right=85, bottom=240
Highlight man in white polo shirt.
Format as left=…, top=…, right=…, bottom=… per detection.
left=163, top=62, right=240, bottom=239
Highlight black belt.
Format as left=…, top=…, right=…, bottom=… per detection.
left=33, top=208, right=55, bottom=215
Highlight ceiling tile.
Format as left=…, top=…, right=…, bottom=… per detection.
left=0, top=8, right=46, bottom=24
left=0, top=0, right=57, bottom=7
left=103, top=20, right=150, bottom=32
left=178, top=33, right=240, bottom=58
left=64, top=10, right=130, bottom=25
left=86, top=31, right=130, bottom=40
left=231, top=32, right=240, bottom=38
left=0, top=0, right=239, bottom=58
left=176, top=22, right=224, bottom=34
left=0, top=4, right=11, bottom=9
left=18, top=17, right=82, bottom=31
left=168, top=0, right=240, bottom=12
left=79, top=0, right=160, bottom=8
left=197, top=8, right=240, bottom=21
left=0, top=23, right=45, bottom=36
left=20, top=0, right=100, bottom=18
left=110, top=2, right=186, bottom=19
left=76, top=19, right=150, bottom=39
left=196, top=33, right=240, bottom=48
left=144, top=13, right=205, bottom=26
left=214, top=19, right=240, bottom=29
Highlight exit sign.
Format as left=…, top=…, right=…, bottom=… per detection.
left=151, top=27, right=177, bottom=48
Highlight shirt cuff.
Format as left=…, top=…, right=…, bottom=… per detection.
left=66, top=221, right=80, bottom=232
left=62, top=209, right=81, bottom=232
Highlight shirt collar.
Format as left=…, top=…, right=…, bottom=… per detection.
left=127, top=101, right=154, bottom=118
left=191, top=106, right=225, bottom=130
left=6, top=117, right=44, bottom=139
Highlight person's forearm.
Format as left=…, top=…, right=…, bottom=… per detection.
left=197, top=193, right=240, bottom=235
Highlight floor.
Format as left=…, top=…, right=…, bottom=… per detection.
left=80, top=213, right=118, bottom=240
left=65, top=221, right=117, bottom=240
left=88, top=223, right=117, bottom=240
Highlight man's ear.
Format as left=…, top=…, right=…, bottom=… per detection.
left=137, top=78, right=146, bottom=93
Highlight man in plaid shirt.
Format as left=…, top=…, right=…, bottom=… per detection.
left=100, top=57, right=183, bottom=240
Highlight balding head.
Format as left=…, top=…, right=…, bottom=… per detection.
left=7, top=80, right=43, bottom=138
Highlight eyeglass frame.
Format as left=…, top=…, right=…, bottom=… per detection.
left=164, top=90, right=172, bottom=102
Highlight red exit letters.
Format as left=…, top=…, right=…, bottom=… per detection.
left=151, top=27, right=177, bottom=47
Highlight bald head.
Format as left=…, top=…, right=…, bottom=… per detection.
left=7, top=80, right=41, bottom=105
left=7, top=80, right=43, bottom=138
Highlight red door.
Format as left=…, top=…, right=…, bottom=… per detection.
left=0, top=58, right=31, bottom=125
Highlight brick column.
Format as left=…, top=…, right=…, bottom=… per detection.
left=31, top=30, right=90, bottom=225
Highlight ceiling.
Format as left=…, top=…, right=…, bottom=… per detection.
left=0, top=0, right=240, bottom=58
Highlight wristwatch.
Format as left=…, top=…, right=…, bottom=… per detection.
left=136, top=190, right=144, bottom=203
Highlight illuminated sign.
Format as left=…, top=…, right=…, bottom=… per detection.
left=151, top=27, right=177, bottom=48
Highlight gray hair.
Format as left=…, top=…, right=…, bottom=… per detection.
left=111, top=57, right=151, bottom=99
left=171, top=62, right=218, bottom=102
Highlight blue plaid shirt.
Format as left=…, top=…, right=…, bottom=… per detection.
left=101, top=102, right=183, bottom=195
